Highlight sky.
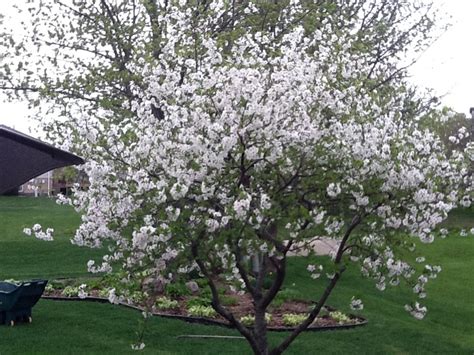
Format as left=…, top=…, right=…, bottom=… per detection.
left=408, top=0, right=474, bottom=116
left=0, top=0, right=473, bottom=136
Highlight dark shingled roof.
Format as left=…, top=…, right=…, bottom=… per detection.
left=0, top=125, right=84, bottom=194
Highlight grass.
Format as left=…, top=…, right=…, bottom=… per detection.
left=0, top=197, right=473, bottom=354
left=0, top=197, right=103, bottom=279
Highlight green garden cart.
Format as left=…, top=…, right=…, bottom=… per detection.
left=0, top=280, right=48, bottom=326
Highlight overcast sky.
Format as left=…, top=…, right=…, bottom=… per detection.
left=0, top=0, right=473, bottom=137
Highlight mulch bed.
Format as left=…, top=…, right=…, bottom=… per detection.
left=42, top=289, right=367, bottom=331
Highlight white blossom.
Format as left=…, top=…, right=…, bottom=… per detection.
left=78, top=284, right=88, bottom=299
left=131, top=343, right=145, bottom=351
left=350, top=297, right=364, bottom=311
left=327, top=183, right=342, bottom=198
left=23, top=224, right=54, bottom=241
left=405, top=302, right=427, bottom=320
left=108, top=288, right=119, bottom=304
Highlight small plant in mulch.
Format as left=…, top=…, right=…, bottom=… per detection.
left=98, top=288, right=109, bottom=298
left=62, top=285, right=80, bottom=297
left=155, top=297, right=179, bottom=310
left=187, top=305, right=217, bottom=318
left=240, top=315, right=255, bottom=326
left=329, top=311, right=351, bottom=324
left=240, top=313, right=272, bottom=327
left=282, top=313, right=308, bottom=327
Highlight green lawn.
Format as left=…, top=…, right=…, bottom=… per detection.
left=0, top=197, right=103, bottom=279
left=0, top=197, right=473, bottom=354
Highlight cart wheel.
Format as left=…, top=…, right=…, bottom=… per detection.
left=28, top=317, right=32, bottom=323
left=10, top=320, right=15, bottom=327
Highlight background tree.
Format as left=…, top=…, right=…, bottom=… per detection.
left=429, top=110, right=472, bottom=152
left=53, top=166, right=87, bottom=195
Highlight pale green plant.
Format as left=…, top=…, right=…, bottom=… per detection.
left=187, top=305, right=217, bottom=318
left=155, top=297, right=179, bottom=310
left=329, top=311, right=351, bottom=324
left=240, top=313, right=272, bottom=326
left=62, top=285, right=79, bottom=297
left=282, top=313, right=308, bottom=327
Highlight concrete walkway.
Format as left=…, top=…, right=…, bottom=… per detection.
left=287, top=237, right=341, bottom=256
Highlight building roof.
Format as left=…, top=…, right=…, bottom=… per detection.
left=0, top=125, right=84, bottom=194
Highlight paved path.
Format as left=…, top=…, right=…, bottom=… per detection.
left=287, top=237, right=341, bottom=256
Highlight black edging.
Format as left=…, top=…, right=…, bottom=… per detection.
left=41, top=296, right=368, bottom=332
